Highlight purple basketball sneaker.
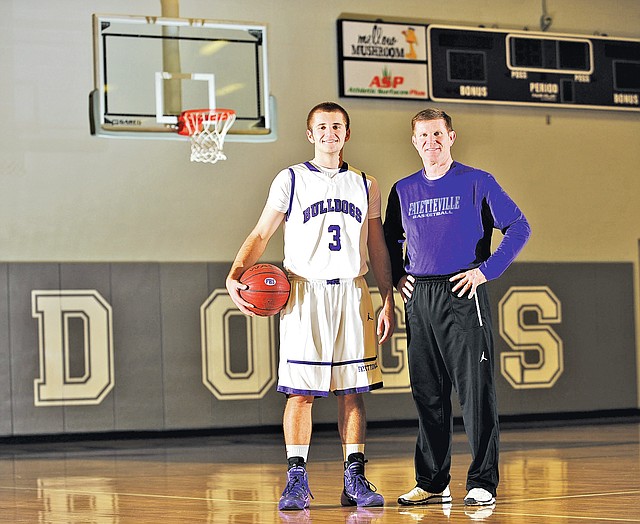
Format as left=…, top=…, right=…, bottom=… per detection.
left=278, top=465, right=313, bottom=511
left=340, top=453, right=384, bottom=507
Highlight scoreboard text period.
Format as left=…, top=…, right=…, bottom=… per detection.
left=428, top=24, right=640, bottom=111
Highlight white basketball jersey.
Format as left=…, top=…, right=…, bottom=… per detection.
left=267, top=161, right=379, bottom=280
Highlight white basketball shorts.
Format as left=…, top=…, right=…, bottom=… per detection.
left=276, top=275, right=383, bottom=397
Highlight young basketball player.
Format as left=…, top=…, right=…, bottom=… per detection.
left=383, top=108, right=530, bottom=507
left=226, top=102, right=395, bottom=510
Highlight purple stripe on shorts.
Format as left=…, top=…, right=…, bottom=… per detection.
left=287, top=359, right=332, bottom=366
left=332, top=356, right=378, bottom=367
left=277, top=385, right=328, bottom=397
left=335, top=382, right=383, bottom=396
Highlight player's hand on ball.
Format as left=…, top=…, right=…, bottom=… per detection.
left=225, top=277, right=257, bottom=316
left=237, top=264, right=290, bottom=317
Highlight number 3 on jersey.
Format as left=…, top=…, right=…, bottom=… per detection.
left=328, top=225, right=341, bottom=251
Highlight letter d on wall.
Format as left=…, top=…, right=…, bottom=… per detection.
left=32, top=290, right=115, bottom=406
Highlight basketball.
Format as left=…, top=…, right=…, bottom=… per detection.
left=239, top=263, right=291, bottom=316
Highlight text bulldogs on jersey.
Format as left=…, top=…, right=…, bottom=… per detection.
left=303, top=199, right=363, bottom=223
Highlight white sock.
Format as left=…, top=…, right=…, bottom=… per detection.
left=343, top=443, right=365, bottom=461
left=286, top=445, right=309, bottom=462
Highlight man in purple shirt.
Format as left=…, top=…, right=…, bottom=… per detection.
left=383, top=108, right=530, bottom=508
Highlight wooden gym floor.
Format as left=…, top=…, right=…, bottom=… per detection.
left=0, top=420, right=638, bottom=523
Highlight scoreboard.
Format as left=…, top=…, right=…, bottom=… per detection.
left=338, top=19, right=640, bottom=112
left=428, top=25, right=640, bottom=111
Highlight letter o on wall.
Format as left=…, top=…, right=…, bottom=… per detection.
left=200, top=290, right=276, bottom=400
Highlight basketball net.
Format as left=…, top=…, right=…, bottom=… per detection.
left=178, top=109, right=237, bottom=164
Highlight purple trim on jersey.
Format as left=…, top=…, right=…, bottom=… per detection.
left=361, top=172, right=369, bottom=200
left=304, top=161, right=319, bottom=172
left=285, top=168, right=296, bottom=221
left=304, top=161, right=349, bottom=173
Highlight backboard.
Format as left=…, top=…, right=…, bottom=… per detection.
left=89, top=14, right=275, bottom=141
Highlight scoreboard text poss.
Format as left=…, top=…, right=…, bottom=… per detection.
left=427, top=25, right=640, bottom=111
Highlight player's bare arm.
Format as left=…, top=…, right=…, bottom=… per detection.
left=367, top=217, right=395, bottom=344
left=226, top=206, right=285, bottom=316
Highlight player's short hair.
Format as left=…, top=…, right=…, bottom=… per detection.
left=307, top=102, right=350, bottom=131
left=411, top=108, right=453, bottom=133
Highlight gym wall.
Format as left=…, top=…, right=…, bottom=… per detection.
left=0, top=0, right=638, bottom=436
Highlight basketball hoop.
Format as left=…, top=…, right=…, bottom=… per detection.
left=177, top=109, right=237, bottom=164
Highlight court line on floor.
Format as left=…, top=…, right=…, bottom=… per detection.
left=487, top=510, right=640, bottom=522
left=399, top=502, right=640, bottom=523
left=3, top=485, right=640, bottom=521
left=500, top=489, right=640, bottom=504
left=0, top=486, right=276, bottom=506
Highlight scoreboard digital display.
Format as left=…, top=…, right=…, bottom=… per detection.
left=427, top=24, right=640, bottom=111
left=337, top=18, right=640, bottom=111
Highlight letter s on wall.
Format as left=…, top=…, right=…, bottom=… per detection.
left=498, top=286, right=563, bottom=389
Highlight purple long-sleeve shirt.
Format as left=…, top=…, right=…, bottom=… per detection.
left=383, top=161, right=531, bottom=287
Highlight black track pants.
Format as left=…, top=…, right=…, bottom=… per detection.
left=405, top=275, right=499, bottom=496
